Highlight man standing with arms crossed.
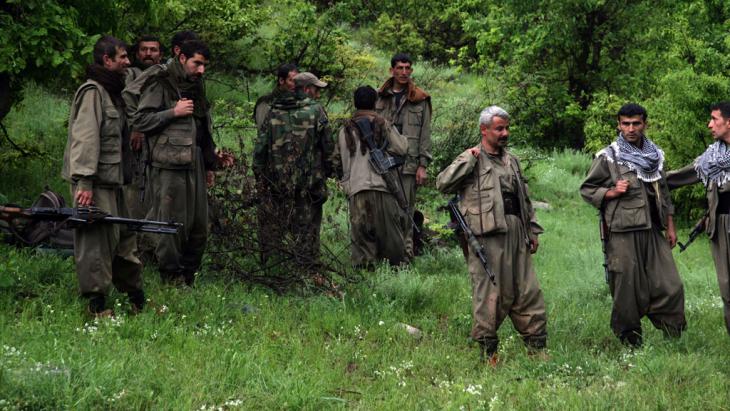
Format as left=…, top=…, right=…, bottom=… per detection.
left=62, top=35, right=144, bottom=316
left=667, top=101, right=730, bottom=336
left=377, top=53, right=431, bottom=258
left=580, top=103, right=686, bottom=347
left=134, top=40, right=217, bottom=286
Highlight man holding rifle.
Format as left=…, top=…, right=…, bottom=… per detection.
left=667, top=101, right=730, bottom=335
left=332, top=86, right=409, bottom=268
left=61, top=36, right=144, bottom=317
left=436, top=106, right=547, bottom=365
left=580, top=103, right=686, bottom=347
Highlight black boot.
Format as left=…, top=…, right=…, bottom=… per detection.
left=127, top=290, right=145, bottom=313
left=620, top=329, right=643, bottom=348
left=478, top=338, right=499, bottom=367
left=85, top=293, right=113, bottom=317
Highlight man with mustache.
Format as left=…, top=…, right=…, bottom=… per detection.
left=133, top=40, right=217, bottom=286
left=62, top=35, right=144, bottom=316
left=667, top=101, right=730, bottom=336
left=123, top=35, right=163, bottom=222
left=127, top=35, right=163, bottom=82
left=376, top=53, right=432, bottom=258
left=580, top=103, right=686, bottom=347
left=437, top=106, right=547, bottom=365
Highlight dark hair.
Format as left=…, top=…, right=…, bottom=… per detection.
left=93, top=35, right=127, bottom=65
left=130, top=35, right=164, bottom=56
left=170, top=31, right=199, bottom=51
left=390, top=53, right=413, bottom=68
left=179, top=40, right=210, bottom=60
left=276, top=63, right=298, bottom=82
left=617, top=103, right=648, bottom=121
left=354, top=86, right=377, bottom=110
left=710, top=102, right=730, bottom=120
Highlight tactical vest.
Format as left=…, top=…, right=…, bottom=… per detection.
left=457, top=151, right=531, bottom=237
left=147, top=76, right=198, bottom=169
left=62, top=80, right=125, bottom=186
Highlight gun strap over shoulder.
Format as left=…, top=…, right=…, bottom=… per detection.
left=354, top=117, right=380, bottom=152
left=605, top=145, right=620, bottom=184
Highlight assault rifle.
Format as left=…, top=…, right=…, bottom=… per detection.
left=447, top=197, right=496, bottom=285
left=678, top=212, right=709, bottom=252
left=354, top=118, right=419, bottom=234
left=354, top=118, right=408, bottom=210
left=0, top=206, right=182, bottom=234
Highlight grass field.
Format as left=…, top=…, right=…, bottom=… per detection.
left=2, top=146, right=730, bottom=409
left=2, top=59, right=730, bottom=409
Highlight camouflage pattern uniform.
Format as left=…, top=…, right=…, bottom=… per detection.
left=437, top=147, right=547, bottom=355
left=62, top=79, right=143, bottom=297
left=253, top=90, right=333, bottom=269
left=376, top=78, right=431, bottom=257
left=332, top=110, right=409, bottom=267
left=581, top=149, right=686, bottom=344
left=253, top=88, right=285, bottom=130
left=133, top=61, right=217, bottom=283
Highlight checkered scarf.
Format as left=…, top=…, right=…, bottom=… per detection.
left=599, top=133, right=664, bottom=182
left=694, top=141, right=730, bottom=187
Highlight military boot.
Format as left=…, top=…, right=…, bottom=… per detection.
left=127, top=290, right=145, bottom=314
left=620, top=329, right=642, bottom=348
left=478, top=338, right=499, bottom=368
left=85, top=293, right=114, bottom=318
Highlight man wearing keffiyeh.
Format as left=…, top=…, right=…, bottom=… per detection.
left=581, top=103, right=686, bottom=347
left=667, top=101, right=730, bottom=336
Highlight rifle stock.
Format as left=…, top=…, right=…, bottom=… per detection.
left=447, top=198, right=496, bottom=285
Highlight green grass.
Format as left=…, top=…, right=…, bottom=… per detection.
left=2, top=61, right=730, bottom=409
left=3, top=144, right=730, bottom=409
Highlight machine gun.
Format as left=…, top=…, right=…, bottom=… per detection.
left=447, top=197, right=496, bottom=285
left=678, top=212, right=709, bottom=252
left=0, top=206, right=182, bottom=235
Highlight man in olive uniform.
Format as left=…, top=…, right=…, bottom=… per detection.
left=126, top=35, right=163, bottom=83
left=253, top=63, right=298, bottom=130
left=61, top=35, right=144, bottom=316
left=580, top=103, right=686, bottom=347
left=134, top=40, right=217, bottom=286
left=167, top=31, right=199, bottom=64
left=377, top=53, right=431, bottom=258
left=333, top=86, right=409, bottom=267
left=253, top=71, right=333, bottom=270
left=123, top=35, right=163, bottom=221
left=667, top=101, right=730, bottom=335
left=436, top=106, right=547, bottom=364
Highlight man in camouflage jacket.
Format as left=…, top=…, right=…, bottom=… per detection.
left=253, top=74, right=333, bottom=270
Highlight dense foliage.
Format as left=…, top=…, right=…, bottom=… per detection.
left=2, top=0, right=730, bottom=208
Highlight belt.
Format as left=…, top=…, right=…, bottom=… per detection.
left=502, top=193, right=520, bottom=216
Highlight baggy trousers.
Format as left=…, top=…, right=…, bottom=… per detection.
left=401, top=174, right=416, bottom=258
left=150, top=150, right=208, bottom=275
left=349, top=190, right=407, bottom=266
left=71, top=185, right=143, bottom=295
left=468, top=215, right=547, bottom=349
left=606, top=227, right=686, bottom=338
left=710, top=215, right=730, bottom=335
